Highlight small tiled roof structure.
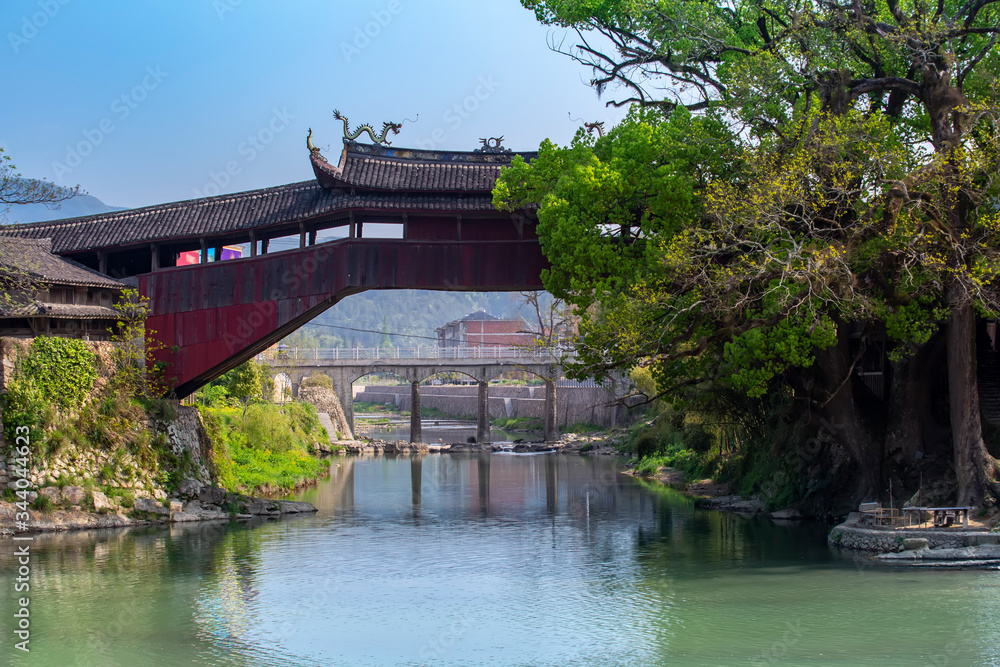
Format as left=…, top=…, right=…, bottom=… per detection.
left=311, top=141, right=533, bottom=193
left=1, top=302, right=120, bottom=319
left=0, top=237, right=124, bottom=288
left=1, top=140, right=536, bottom=255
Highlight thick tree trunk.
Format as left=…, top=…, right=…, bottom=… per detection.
left=946, top=287, right=995, bottom=507
left=884, top=351, right=927, bottom=466
left=814, top=327, right=882, bottom=500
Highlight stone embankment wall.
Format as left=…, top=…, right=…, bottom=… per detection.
left=298, top=386, right=353, bottom=439
left=829, top=514, right=1000, bottom=552
left=355, top=384, right=628, bottom=427
left=0, top=336, right=118, bottom=452
left=1, top=405, right=213, bottom=510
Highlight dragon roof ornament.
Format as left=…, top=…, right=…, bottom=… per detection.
left=333, top=109, right=402, bottom=146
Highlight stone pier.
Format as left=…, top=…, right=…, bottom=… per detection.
left=477, top=380, right=490, bottom=444
left=544, top=378, right=557, bottom=443
left=410, top=381, right=422, bottom=444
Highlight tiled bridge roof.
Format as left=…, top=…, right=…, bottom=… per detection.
left=1, top=140, right=534, bottom=255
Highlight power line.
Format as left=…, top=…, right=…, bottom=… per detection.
left=301, top=322, right=441, bottom=341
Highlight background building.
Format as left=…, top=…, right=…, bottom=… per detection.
left=436, top=310, right=536, bottom=348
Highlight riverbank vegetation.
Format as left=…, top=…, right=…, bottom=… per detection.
left=200, top=402, right=329, bottom=493
left=0, top=334, right=197, bottom=508
left=497, top=0, right=1000, bottom=511
left=1, top=325, right=333, bottom=506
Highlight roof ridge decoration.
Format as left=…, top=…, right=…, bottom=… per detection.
left=306, top=128, right=327, bottom=163
left=333, top=108, right=402, bottom=146
left=474, top=137, right=512, bottom=155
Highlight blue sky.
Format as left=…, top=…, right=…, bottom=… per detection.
left=0, top=0, right=626, bottom=209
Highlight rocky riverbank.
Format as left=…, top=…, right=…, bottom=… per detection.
left=828, top=512, right=1000, bottom=557
left=0, top=478, right=316, bottom=534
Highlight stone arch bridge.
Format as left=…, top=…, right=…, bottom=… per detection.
left=260, top=347, right=562, bottom=443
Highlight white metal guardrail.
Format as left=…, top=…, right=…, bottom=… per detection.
left=257, top=346, right=569, bottom=362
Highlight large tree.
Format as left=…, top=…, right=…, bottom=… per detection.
left=499, top=0, right=1000, bottom=504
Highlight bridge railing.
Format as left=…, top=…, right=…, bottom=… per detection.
left=257, top=345, right=567, bottom=363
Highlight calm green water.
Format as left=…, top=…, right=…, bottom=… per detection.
left=2, top=453, right=999, bottom=666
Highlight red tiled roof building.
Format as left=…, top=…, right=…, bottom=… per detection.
left=436, top=310, right=536, bottom=348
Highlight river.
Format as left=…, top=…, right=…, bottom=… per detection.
left=353, top=413, right=535, bottom=444
left=2, top=453, right=999, bottom=666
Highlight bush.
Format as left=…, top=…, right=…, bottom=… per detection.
left=1, top=375, right=48, bottom=451
left=301, top=374, right=333, bottom=390
left=21, top=336, right=98, bottom=408
left=200, top=403, right=327, bottom=493
left=31, top=494, right=54, bottom=512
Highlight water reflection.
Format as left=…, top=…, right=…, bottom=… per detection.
left=1, top=454, right=998, bottom=666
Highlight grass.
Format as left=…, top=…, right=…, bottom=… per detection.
left=491, top=416, right=543, bottom=431
left=633, top=449, right=700, bottom=477
left=562, top=422, right=604, bottom=434
left=354, top=400, right=401, bottom=413
left=201, top=402, right=328, bottom=494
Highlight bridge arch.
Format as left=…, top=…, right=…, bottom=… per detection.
left=263, top=353, right=562, bottom=444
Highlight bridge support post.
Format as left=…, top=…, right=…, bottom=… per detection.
left=410, top=381, right=422, bottom=443
left=477, top=380, right=491, bottom=444
left=544, top=378, right=558, bottom=443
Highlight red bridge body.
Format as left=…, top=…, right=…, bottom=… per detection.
left=139, top=238, right=547, bottom=397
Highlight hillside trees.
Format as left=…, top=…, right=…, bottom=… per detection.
left=498, top=0, right=1000, bottom=504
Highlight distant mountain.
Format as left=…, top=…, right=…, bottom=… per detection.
left=2, top=193, right=125, bottom=224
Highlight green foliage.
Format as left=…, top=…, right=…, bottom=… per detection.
left=504, top=0, right=1000, bottom=505
left=491, top=416, right=544, bottom=431
left=109, top=288, right=164, bottom=396
left=221, top=360, right=264, bottom=404
left=31, top=494, right=54, bottom=512
left=1, top=337, right=99, bottom=450
left=1, top=374, right=48, bottom=452
left=562, top=422, right=604, bottom=434
left=21, top=336, right=98, bottom=407
left=301, top=374, right=333, bottom=390
left=200, top=403, right=327, bottom=493
left=195, top=384, right=238, bottom=408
